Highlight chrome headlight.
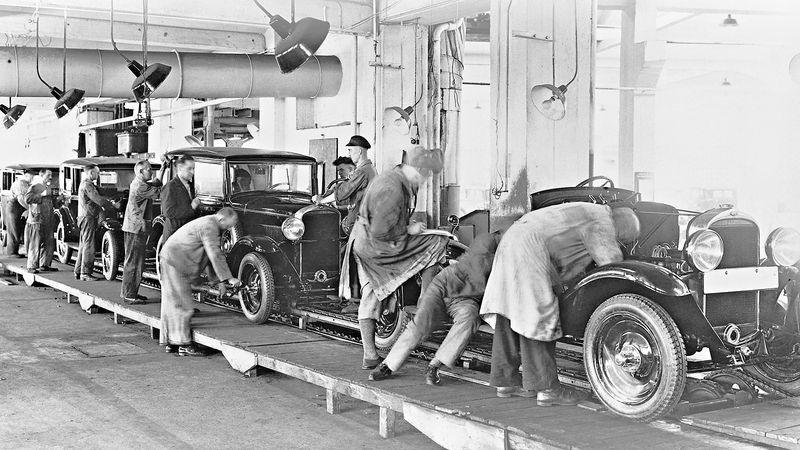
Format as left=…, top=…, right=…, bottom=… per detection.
left=766, top=227, right=800, bottom=267
left=684, top=229, right=724, bottom=272
left=281, top=216, right=305, bottom=241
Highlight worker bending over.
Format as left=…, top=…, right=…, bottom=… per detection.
left=369, top=231, right=503, bottom=385
left=481, top=202, right=640, bottom=404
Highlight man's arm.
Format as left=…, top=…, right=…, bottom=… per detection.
left=333, top=170, right=368, bottom=203
left=582, top=217, right=624, bottom=267
left=24, top=185, right=43, bottom=205
left=84, top=182, right=112, bottom=208
left=137, top=179, right=162, bottom=200
left=14, top=183, right=29, bottom=209
left=199, top=225, right=234, bottom=282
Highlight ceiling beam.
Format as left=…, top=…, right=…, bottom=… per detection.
left=379, top=0, right=489, bottom=26
left=598, top=0, right=800, bottom=15
left=0, top=13, right=266, bottom=52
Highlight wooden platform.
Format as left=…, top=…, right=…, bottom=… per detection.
left=0, top=257, right=771, bottom=449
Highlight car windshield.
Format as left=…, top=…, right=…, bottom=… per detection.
left=97, top=169, right=136, bottom=192
left=229, top=162, right=313, bottom=195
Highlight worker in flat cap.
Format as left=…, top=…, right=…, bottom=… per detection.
left=339, top=146, right=449, bottom=370
left=314, top=135, right=378, bottom=236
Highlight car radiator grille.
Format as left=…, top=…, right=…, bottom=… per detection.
left=300, top=209, right=341, bottom=277
left=705, top=219, right=760, bottom=326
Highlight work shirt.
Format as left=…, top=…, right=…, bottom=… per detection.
left=78, top=178, right=106, bottom=219
left=160, top=215, right=234, bottom=282
left=334, top=159, right=377, bottom=233
left=480, top=203, right=624, bottom=341
left=358, top=167, right=415, bottom=244
left=122, top=176, right=163, bottom=234
left=10, top=178, right=30, bottom=211
left=24, top=183, right=56, bottom=225
left=424, top=231, right=503, bottom=303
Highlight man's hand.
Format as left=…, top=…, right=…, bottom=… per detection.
left=227, top=277, right=242, bottom=289
left=217, top=281, right=228, bottom=298
left=191, top=197, right=201, bottom=209
left=407, top=222, right=427, bottom=235
left=312, top=195, right=322, bottom=204
left=160, top=154, right=169, bottom=165
left=40, top=188, right=49, bottom=197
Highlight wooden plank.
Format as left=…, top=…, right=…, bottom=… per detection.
left=403, top=402, right=506, bottom=449
left=379, top=407, right=397, bottom=439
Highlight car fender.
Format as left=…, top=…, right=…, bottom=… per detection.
left=100, top=218, right=121, bottom=231
left=55, top=206, right=76, bottom=234
left=560, top=260, right=730, bottom=361
left=229, top=236, right=282, bottom=272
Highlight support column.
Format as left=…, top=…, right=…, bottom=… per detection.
left=617, top=0, right=664, bottom=192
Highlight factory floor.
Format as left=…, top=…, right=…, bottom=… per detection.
left=0, top=281, right=437, bottom=449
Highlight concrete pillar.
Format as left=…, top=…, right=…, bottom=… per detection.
left=617, top=0, right=664, bottom=192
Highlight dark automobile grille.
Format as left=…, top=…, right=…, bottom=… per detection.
left=705, top=219, right=760, bottom=326
left=300, top=210, right=340, bottom=274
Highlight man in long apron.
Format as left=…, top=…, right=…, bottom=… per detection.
left=481, top=203, right=640, bottom=404
left=4, top=169, right=34, bottom=257
left=340, top=147, right=449, bottom=370
left=158, top=207, right=240, bottom=356
left=23, top=169, right=58, bottom=273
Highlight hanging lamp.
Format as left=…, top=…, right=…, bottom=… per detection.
left=35, top=15, right=84, bottom=118
left=252, top=0, right=330, bottom=74
left=1, top=99, right=25, bottom=129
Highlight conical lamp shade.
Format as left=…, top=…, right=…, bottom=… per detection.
left=275, top=17, right=330, bottom=73
left=0, top=104, right=26, bottom=129
left=530, top=84, right=567, bottom=121
left=384, top=106, right=414, bottom=134
left=132, top=63, right=172, bottom=102
left=51, top=87, right=85, bottom=119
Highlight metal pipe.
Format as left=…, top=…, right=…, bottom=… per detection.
left=352, top=34, right=359, bottom=134
left=0, top=47, right=342, bottom=99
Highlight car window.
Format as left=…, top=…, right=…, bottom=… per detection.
left=229, top=162, right=313, bottom=195
left=195, top=161, right=223, bottom=196
left=97, top=169, right=135, bottom=191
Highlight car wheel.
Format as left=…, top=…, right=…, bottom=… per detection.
left=375, top=290, right=411, bottom=351
left=55, top=212, right=72, bottom=264
left=155, top=236, right=164, bottom=280
left=584, top=293, right=687, bottom=422
left=238, top=253, right=276, bottom=324
left=101, top=230, right=121, bottom=281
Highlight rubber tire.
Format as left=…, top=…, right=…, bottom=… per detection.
left=101, top=230, right=121, bottom=281
left=237, top=252, right=276, bottom=324
left=55, top=212, right=73, bottom=265
left=584, top=293, right=687, bottom=422
left=374, top=292, right=411, bottom=351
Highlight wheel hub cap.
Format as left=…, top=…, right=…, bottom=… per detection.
left=615, top=344, right=642, bottom=373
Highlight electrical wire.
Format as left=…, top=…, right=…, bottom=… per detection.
left=34, top=16, right=53, bottom=89
left=110, top=0, right=132, bottom=63
left=565, top=0, right=579, bottom=88
left=62, top=1, right=66, bottom=91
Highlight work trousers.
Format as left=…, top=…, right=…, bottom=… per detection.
left=4, top=203, right=23, bottom=256
left=73, top=215, right=97, bottom=277
left=384, top=276, right=480, bottom=370
left=159, top=258, right=195, bottom=346
left=489, top=315, right=560, bottom=391
left=121, top=231, right=147, bottom=298
left=25, top=218, right=54, bottom=270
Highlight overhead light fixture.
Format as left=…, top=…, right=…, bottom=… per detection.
left=721, top=14, right=739, bottom=27
left=184, top=133, right=203, bottom=147
left=110, top=0, right=171, bottom=102
left=384, top=106, right=414, bottom=134
left=530, top=0, right=579, bottom=121
left=721, top=77, right=731, bottom=86
left=35, top=15, right=84, bottom=118
left=789, top=53, right=800, bottom=85
left=252, top=0, right=330, bottom=74
left=0, top=100, right=26, bottom=129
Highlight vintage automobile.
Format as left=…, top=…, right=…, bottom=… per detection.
left=0, top=164, right=60, bottom=251
left=152, top=147, right=465, bottom=349
left=55, top=156, right=160, bottom=281
left=531, top=176, right=800, bottom=421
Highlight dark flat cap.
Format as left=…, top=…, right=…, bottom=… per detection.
left=406, top=146, right=443, bottom=173
left=332, top=156, right=355, bottom=166
left=345, top=135, right=371, bottom=149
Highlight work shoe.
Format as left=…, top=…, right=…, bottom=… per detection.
left=369, top=363, right=393, bottom=381
left=362, top=356, right=384, bottom=370
left=80, top=275, right=99, bottom=282
left=74, top=273, right=80, bottom=280
left=496, top=387, right=537, bottom=398
left=123, top=297, right=146, bottom=305
left=135, top=294, right=147, bottom=301
left=425, top=365, right=441, bottom=386
left=537, top=386, right=586, bottom=406
left=39, top=266, right=58, bottom=272
left=164, top=345, right=178, bottom=354
left=177, top=345, right=207, bottom=357
left=26, top=267, right=39, bottom=274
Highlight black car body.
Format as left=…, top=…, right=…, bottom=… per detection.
left=55, top=156, right=160, bottom=280
left=0, top=164, right=59, bottom=251
left=531, top=177, right=800, bottom=421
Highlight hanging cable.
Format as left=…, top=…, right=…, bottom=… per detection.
left=110, top=0, right=132, bottom=63
left=34, top=16, right=51, bottom=89
left=62, top=1, right=66, bottom=91
left=566, top=0, right=579, bottom=88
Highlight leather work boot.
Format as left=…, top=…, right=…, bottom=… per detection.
left=178, top=345, right=207, bottom=357
left=425, top=365, right=441, bottom=386
left=362, top=356, right=384, bottom=370
left=537, top=386, right=586, bottom=406
left=80, top=274, right=99, bottom=282
left=369, top=363, right=393, bottom=381
left=164, top=345, right=178, bottom=354
left=496, top=386, right=536, bottom=398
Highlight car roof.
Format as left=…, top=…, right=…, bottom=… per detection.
left=61, top=156, right=158, bottom=168
left=4, top=164, right=60, bottom=171
left=166, top=147, right=317, bottom=163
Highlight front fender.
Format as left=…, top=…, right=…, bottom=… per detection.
left=101, top=218, right=121, bottom=230
left=560, top=260, right=730, bottom=362
left=229, top=236, right=283, bottom=274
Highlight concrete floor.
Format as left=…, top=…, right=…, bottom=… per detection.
left=0, top=281, right=438, bottom=449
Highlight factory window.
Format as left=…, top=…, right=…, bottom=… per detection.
left=193, top=161, right=223, bottom=197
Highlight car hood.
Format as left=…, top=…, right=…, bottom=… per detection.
left=231, top=192, right=313, bottom=215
